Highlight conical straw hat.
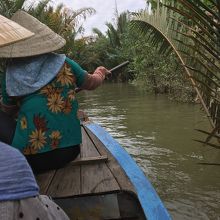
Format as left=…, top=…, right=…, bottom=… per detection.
left=0, top=14, right=34, bottom=47
left=0, top=10, right=66, bottom=58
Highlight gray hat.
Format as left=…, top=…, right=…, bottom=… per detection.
left=0, top=10, right=66, bottom=58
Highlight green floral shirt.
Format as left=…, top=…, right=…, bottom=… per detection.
left=2, top=57, right=86, bottom=155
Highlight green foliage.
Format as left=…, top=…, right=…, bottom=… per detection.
left=74, top=36, right=111, bottom=71
left=1, top=0, right=219, bottom=147
left=74, top=12, right=132, bottom=81
left=0, top=1, right=202, bottom=96
left=0, top=0, right=96, bottom=57
left=131, top=0, right=220, bottom=146
left=0, top=0, right=27, bottom=17
left=73, top=8, right=195, bottom=93
left=123, top=32, right=195, bottom=101
left=27, top=1, right=96, bottom=56
left=0, top=0, right=199, bottom=99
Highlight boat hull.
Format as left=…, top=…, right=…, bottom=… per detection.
left=36, top=122, right=171, bottom=220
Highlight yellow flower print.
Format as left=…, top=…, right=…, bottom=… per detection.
left=29, top=129, right=47, bottom=150
left=23, top=145, right=37, bottom=155
left=50, top=131, right=62, bottom=149
left=40, top=85, right=53, bottom=95
left=56, top=64, right=75, bottom=86
left=20, top=117, right=27, bottom=129
left=68, top=89, right=76, bottom=101
left=47, top=93, right=64, bottom=113
left=40, top=84, right=62, bottom=96
left=63, top=99, right=72, bottom=114
left=49, top=131, right=62, bottom=140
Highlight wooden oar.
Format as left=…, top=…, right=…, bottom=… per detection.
left=75, top=61, right=130, bottom=93
left=109, top=61, right=130, bottom=73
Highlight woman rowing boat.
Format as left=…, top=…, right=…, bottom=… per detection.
left=0, top=10, right=110, bottom=174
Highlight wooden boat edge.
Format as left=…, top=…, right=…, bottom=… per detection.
left=85, top=122, right=171, bottom=220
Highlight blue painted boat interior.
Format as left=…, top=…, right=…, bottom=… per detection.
left=86, top=122, right=172, bottom=220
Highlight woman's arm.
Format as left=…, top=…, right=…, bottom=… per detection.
left=65, top=57, right=110, bottom=91
left=80, top=66, right=110, bottom=90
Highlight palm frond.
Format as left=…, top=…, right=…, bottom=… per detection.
left=131, top=0, right=220, bottom=146
left=193, top=139, right=220, bottom=149
left=0, top=0, right=27, bottom=17
left=106, top=22, right=121, bottom=47
left=92, top=28, right=104, bottom=38
left=30, top=0, right=50, bottom=17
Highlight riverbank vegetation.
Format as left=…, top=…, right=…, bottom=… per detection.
left=0, top=0, right=196, bottom=103
left=0, top=0, right=219, bottom=146
left=131, top=0, right=220, bottom=148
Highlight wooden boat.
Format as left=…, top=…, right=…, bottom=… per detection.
left=36, top=120, right=171, bottom=220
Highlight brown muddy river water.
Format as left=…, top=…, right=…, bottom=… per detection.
left=78, top=83, right=220, bottom=220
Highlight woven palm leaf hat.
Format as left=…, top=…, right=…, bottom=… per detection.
left=0, top=14, right=34, bottom=47
left=0, top=10, right=66, bottom=58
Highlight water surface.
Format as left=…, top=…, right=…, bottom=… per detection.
left=78, top=83, right=220, bottom=220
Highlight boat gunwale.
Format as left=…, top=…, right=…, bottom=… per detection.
left=85, top=122, right=171, bottom=220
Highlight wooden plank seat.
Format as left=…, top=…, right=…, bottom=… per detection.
left=35, top=124, right=148, bottom=220
left=36, top=125, right=135, bottom=198
left=70, top=155, right=108, bottom=166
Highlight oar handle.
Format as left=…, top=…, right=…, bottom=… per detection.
left=110, top=61, right=130, bottom=73
left=75, top=61, right=130, bottom=93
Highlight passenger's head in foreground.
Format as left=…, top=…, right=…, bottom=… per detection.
left=0, top=141, right=69, bottom=220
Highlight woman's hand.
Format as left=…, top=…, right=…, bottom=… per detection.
left=95, top=66, right=111, bottom=77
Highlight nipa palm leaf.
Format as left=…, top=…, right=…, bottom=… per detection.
left=131, top=0, right=220, bottom=146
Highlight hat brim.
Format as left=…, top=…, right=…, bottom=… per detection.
left=0, top=15, right=34, bottom=47
left=0, top=10, right=66, bottom=58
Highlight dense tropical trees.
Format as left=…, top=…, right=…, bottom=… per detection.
left=1, top=0, right=218, bottom=146
left=0, top=0, right=26, bottom=17
left=0, top=0, right=95, bottom=57
left=0, top=0, right=96, bottom=90
left=0, top=0, right=205, bottom=100
left=76, top=12, right=132, bottom=80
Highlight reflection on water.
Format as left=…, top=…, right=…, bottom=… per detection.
left=78, top=83, right=220, bottom=220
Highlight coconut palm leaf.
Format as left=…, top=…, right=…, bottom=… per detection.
left=196, top=127, right=220, bottom=143
left=193, top=139, right=220, bottom=149
left=171, top=26, right=220, bottom=58
left=179, top=50, right=220, bottom=76
left=176, top=0, right=219, bottom=30
left=166, top=5, right=219, bottom=40
left=186, top=65, right=220, bottom=89
left=197, top=163, right=220, bottom=166
left=196, top=128, right=220, bottom=139
left=131, top=0, right=220, bottom=146
left=169, top=16, right=217, bottom=45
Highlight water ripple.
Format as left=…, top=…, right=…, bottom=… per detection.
left=78, top=84, right=220, bottom=219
